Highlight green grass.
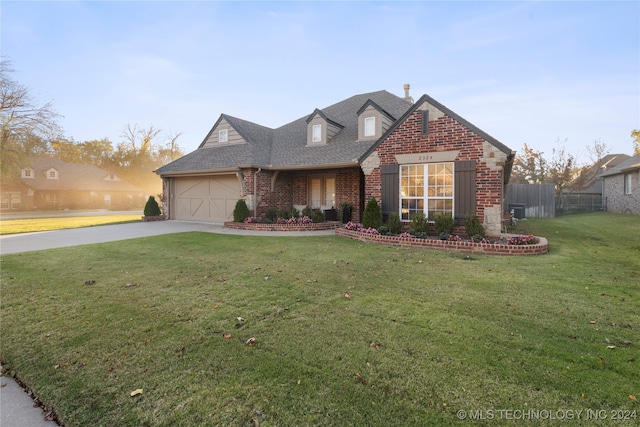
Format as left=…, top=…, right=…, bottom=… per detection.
left=0, top=214, right=142, bottom=235
left=1, top=212, right=638, bottom=426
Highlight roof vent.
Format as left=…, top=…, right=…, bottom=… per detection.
left=403, top=84, right=414, bottom=103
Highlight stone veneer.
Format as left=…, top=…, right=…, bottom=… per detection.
left=335, top=228, right=548, bottom=256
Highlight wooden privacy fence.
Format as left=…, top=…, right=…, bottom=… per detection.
left=505, top=184, right=556, bottom=218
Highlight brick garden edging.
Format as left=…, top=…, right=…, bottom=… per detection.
left=224, top=221, right=342, bottom=232
left=335, top=228, right=548, bottom=256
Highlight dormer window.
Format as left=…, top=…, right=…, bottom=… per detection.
left=219, top=129, right=228, bottom=143
left=47, top=168, right=59, bottom=180
left=312, top=125, right=322, bottom=143
left=22, top=168, right=34, bottom=178
left=364, top=117, right=376, bottom=137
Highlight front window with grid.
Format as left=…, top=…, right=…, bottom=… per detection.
left=400, top=163, right=454, bottom=220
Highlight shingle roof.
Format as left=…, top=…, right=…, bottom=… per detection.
left=599, top=153, right=640, bottom=177
left=19, top=157, right=143, bottom=192
left=156, top=90, right=413, bottom=174
left=156, top=89, right=513, bottom=175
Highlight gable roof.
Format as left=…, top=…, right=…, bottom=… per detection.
left=156, top=89, right=514, bottom=175
left=17, top=157, right=143, bottom=192
left=599, top=153, right=640, bottom=177
left=359, top=93, right=514, bottom=162
left=567, top=153, right=631, bottom=193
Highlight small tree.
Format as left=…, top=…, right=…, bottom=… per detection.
left=143, top=196, right=162, bottom=217
left=362, top=197, right=382, bottom=229
left=233, top=199, right=251, bottom=222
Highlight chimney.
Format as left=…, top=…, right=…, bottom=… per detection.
left=403, top=83, right=414, bottom=103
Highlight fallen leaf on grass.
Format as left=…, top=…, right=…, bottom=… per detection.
left=84, top=280, right=96, bottom=286
left=130, top=389, right=143, bottom=397
left=223, top=334, right=233, bottom=339
left=629, top=395, right=637, bottom=401
left=246, top=337, right=256, bottom=346
left=355, top=372, right=367, bottom=385
left=370, top=342, right=381, bottom=350
left=344, top=292, right=352, bottom=299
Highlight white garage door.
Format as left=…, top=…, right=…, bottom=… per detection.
left=174, top=176, right=241, bottom=222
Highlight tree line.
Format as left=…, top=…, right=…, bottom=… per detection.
left=0, top=60, right=184, bottom=195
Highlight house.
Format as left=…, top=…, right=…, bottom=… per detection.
left=156, top=85, right=515, bottom=235
left=600, top=153, right=640, bottom=215
left=1, top=157, right=145, bottom=211
left=560, top=153, right=630, bottom=212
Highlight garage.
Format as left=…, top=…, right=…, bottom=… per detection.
left=173, top=175, right=241, bottom=222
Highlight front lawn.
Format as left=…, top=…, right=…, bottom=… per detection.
left=0, top=214, right=142, bottom=235
left=1, top=212, right=638, bottom=426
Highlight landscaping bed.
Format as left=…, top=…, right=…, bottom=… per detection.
left=336, top=227, right=548, bottom=255
left=224, top=220, right=342, bottom=231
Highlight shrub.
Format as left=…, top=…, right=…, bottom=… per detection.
left=301, top=206, right=314, bottom=218
left=311, top=209, right=325, bottom=223
left=143, top=196, right=162, bottom=217
left=434, top=213, right=455, bottom=236
left=233, top=199, right=251, bottom=222
left=410, top=212, right=428, bottom=234
left=387, top=213, right=402, bottom=235
left=362, top=198, right=382, bottom=229
left=265, top=207, right=278, bottom=222
left=377, top=225, right=390, bottom=235
left=279, top=208, right=298, bottom=219
left=464, top=215, right=485, bottom=238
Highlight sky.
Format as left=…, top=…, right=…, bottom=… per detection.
left=2, top=1, right=639, bottom=164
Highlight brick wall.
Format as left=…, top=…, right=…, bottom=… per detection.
left=243, top=167, right=363, bottom=222
left=603, top=171, right=640, bottom=215
left=365, top=106, right=508, bottom=235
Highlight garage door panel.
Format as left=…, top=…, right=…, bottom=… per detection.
left=177, top=179, right=210, bottom=197
left=174, top=176, right=240, bottom=222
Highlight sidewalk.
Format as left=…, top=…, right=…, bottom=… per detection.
left=0, top=220, right=335, bottom=425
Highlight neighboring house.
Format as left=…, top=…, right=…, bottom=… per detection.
left=560, top=153, right=631, bottom=212
left=600, top=153, right=640, bottom=215
left=1, top=157, right=145, bottom=211
left=156, top=86, right=515, bottom=235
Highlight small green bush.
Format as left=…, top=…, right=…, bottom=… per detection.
left=464, top=215, right=485, bottom=238
left=377, top=225, right=390, bottom=235
left=311, top=209, right=325, bottom=223
left=265, top=207, right=278, bottom=222
left=434, top=213, right=455, bottom=236
left=143, top=196, right=162, bottom=217
left=387, top=213, right=402, bottom=234
left=362, top=198, right=382, bottom=229
left=233, top=199, right=251, bottom=222
left=301, top=206, right=314, bottom=218
left=410, top=212, right=428, bottom=233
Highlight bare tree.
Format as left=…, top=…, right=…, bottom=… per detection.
left=0, top=59, right=62, bottom=180
left=157, top=130, right=184, bottom=165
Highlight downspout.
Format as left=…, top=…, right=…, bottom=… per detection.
left=254, top=168, right=262, bottom=218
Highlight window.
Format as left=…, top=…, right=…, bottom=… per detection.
left=624, top=173, right=632, bottom=194
left=219, top=129, right=228, bottom=143
left=312, top=124, right=322, bottom=143
left=364, top=117, right=375, bottom=137
left=308, top=175, right=335, bottom=208
left=400, top=162, right=454, bottom=220
left=47, top=169, right=58, bottom=179
left=22, top=168, right=33, bottom=178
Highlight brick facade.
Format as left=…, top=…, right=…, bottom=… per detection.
left=363, top=105, right=509, bottom=235
left=242, top=167, right=364, bottom=222
left=603, top=170, right=640, bottom=215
